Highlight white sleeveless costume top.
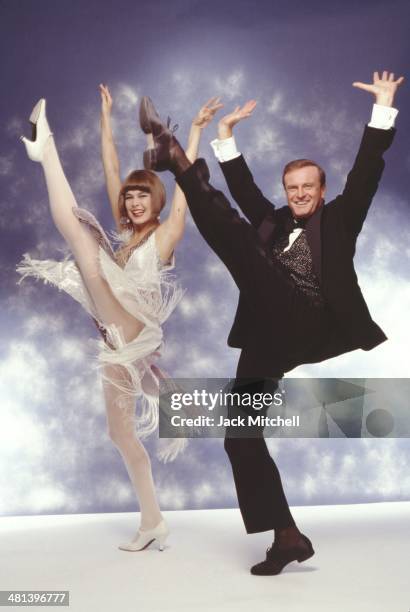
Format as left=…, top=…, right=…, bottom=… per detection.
left=17, top=207, right=186, bottom=462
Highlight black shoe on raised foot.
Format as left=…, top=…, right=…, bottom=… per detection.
left=139, top=95, right=163, bottom=135
left=250, top=534, right=315, bottom=576
left=139, top=96, right=190, bottom=176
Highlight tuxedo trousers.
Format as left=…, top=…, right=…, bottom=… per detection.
left=176, top=159, right=328, bottom=533
left=225, top=355, right=296, bottom=534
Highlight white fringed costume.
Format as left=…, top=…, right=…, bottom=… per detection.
left=17, top=207, right=186, bottom=462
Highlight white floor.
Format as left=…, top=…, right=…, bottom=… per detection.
left=1, top=502, right=409, bottom=612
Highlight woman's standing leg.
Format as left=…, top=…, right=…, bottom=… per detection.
left=103, top=364, right=162, bottom=531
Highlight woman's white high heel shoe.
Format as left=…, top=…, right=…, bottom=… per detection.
left=118, top=519, right=169, bottom=552
left=20, top=98, right=53, bottom=163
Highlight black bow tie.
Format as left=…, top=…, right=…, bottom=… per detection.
left=284, top=216, right=307, bottom=234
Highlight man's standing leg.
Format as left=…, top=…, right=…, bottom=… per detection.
left=224, top=350, right=296, bottom=535
left=223, top=347, right=315, bottom=575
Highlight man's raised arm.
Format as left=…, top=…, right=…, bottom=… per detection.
left=210, top=100, right=275, bottom=230
left=337, top=71, right=404, bottom=238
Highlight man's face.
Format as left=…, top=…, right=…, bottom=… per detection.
left=283, top=166, right=326, bottom=219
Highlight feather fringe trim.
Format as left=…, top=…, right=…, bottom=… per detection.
left=97, top=324, right=187, bottom=462
left=16, top=252, right=98, bottom=320
left=16, top=207, right=187, bottom=463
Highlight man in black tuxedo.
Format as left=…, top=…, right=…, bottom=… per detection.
left=140, top=70, right=403, bottom=575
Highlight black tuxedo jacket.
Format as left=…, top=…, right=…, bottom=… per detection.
left=219, top=125, right=395, bottom=364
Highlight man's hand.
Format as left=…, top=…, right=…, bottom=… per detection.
left=99, top=83, right=113, bottom=116
left=218, top=100, right=257, bottom=139
left=192, top=96, right=224, bottom=129
left=353, top=71, right=404, bottom=107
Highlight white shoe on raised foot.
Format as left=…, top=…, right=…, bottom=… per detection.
left=118, top=519, right=169, bottom=552
left=20, top=98, right=53, bottom=162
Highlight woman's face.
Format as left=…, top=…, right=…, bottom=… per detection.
left=124, top=188, right=156, bottom=226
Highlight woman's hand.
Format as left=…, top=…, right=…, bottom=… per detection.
left=353, top=71, right=404, bottom=107
left=192, top=97, right=224, bottom=129
left=217, top=99, right=257, bottom=139
left=99, top=83, right=113, bottom=116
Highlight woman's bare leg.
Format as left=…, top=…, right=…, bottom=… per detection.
left=41, top=137, right=144, bottom=343
left=103, top=364, right=162, bottom=530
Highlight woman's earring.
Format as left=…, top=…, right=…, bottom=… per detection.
left=120, top=216, right=131, bottom=225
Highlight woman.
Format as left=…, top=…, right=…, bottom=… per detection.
left=17, top=90, right=222, bottom=551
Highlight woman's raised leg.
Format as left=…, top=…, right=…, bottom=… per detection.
left=40, top=136, right=144, bottom=344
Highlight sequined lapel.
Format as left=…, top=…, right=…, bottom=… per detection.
left=305, top=207, right=323, bottom=284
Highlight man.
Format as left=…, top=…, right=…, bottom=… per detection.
left=139, top=70, right=403, bottom=575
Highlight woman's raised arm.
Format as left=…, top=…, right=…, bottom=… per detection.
left=99, top=84, right=122, bottom=228
left=156, top=97, right=223, bottom=262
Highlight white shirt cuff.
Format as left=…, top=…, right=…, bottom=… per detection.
left=368, top=103, right=398, bottom=130
left=210, top=136, right=241, bottom=163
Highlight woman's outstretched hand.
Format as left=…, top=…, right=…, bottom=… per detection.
left=99, top=83, right=113, bottom=115
left=217, top=100, right=257, bottom=139
left=192, top=97, right=224, bottom=129
left=352, top=71, right=404, bottom=107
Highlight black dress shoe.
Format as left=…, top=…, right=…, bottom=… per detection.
left=139, top=96, right=164, bottom=136
left=139, top=96, right=190, bottom=176
left=250, top=534, right=315, bottom=576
